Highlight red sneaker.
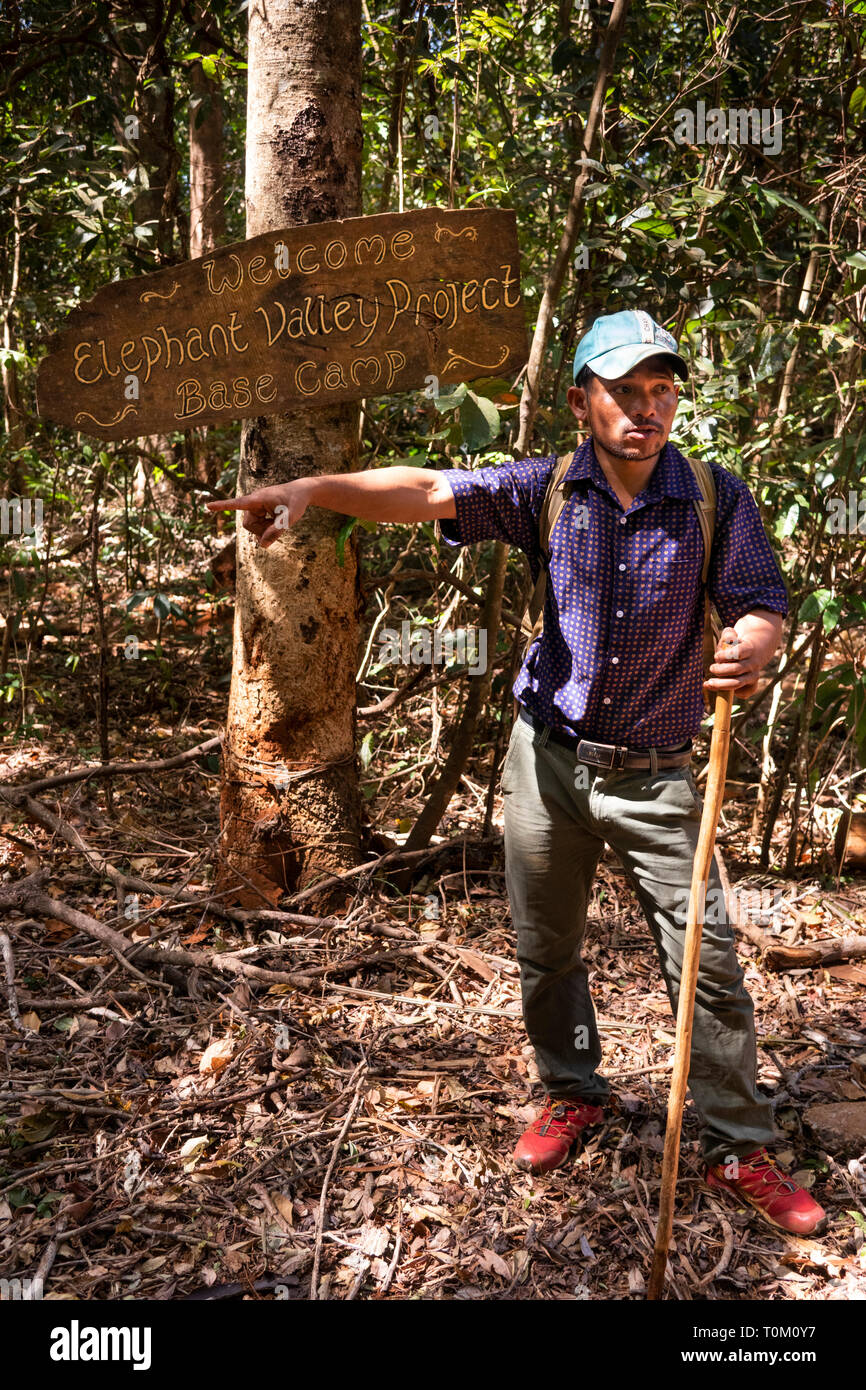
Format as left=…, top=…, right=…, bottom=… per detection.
left=513, top=1096, right=605, bottom=1174
left=706, top=1148, right=827, bottom=1235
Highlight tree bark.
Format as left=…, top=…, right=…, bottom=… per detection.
left=1, top=191, right=25, bottom=493
left=219, top=0, right=364, bottom=906
left=188, top=33, right=226, bottom=257
left=188, top=9, right=227, bottom=486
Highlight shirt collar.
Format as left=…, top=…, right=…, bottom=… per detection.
left=562, top=437, right=703, bottom=503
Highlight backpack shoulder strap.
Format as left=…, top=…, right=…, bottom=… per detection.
left=539, top=450, right=576, bottom=560
left=520, top=452, right=575, bottom=647
left=686, top=454, right=716, bottom=589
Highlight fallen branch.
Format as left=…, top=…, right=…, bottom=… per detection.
left=322, top=978, right=644, bottom=1028
left=731, top=915, right=866, bottom=970
left=0, top=784, right=239, bottom=923
left=280, top=834, right=491, bottom=908
left=0, top=930, right=22, bottom=1029
left=15, top=989, right=146, bottom=1012
left=761, top=934, right=866, bottom=972
left=0, top=870, right=331, bottom=993
left=0, top=735, right=220, bottom=796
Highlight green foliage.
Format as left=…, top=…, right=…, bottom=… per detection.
left=0, top=0, right=863, bottom=859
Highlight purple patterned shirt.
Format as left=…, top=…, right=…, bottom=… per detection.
left=437, top=437, right=788, bottom=748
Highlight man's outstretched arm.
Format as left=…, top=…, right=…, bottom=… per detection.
left=205, top=467, right=457, bottom=547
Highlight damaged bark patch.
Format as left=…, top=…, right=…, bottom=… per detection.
left=283, top=188, right=341, bottom=224
left=279, top=104, right=331, bottom=170
left=300, top=616, right=320, bottom=644
left=245, top=613, right=265, bottom=666
left=241, top=419, right=271, bottom=480
left=274, top=102, right=349, bottom=224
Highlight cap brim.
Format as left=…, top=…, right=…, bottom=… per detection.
left=583, top=342, right=689, bottom=382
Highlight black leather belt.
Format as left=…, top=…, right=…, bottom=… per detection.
left=518, top=707, right=692, bottom=769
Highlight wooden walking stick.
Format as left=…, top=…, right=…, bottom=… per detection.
left=646, top=684, right=735, bottom=1300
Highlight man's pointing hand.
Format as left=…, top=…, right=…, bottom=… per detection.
left=205, top=483, right=307, bottom=548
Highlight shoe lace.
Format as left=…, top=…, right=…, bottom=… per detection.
left=540, top=1102, right=570, bottom=1128
left=537, top=1099, right=591, bottom=1135
left=741, top=1149, right=798, bottom=1195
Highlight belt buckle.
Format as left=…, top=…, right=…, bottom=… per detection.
left=613, top=744, right=629, bottom=770
left=578, top=740, right=615, bottom=769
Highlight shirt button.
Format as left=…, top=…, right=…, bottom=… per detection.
left=619, top=516, right=627, bottom=524
left=618, top=563, right=626, bottom=571
left=603, top=697, right=611, bottom=705
left=616, top=609, right=624, bottom=617
left=611, top=657, right=619, bottom=664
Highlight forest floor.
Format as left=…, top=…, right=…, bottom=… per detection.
left=1, top=597, right=865, bottom=1303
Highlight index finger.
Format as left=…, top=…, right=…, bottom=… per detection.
left=205, top=496, right=263, bottom=512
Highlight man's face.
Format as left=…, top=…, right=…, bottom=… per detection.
left=566, top=355, right=681, bottom=461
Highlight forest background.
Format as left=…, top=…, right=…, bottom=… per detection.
left=0, top=0, right=865, bottom=1305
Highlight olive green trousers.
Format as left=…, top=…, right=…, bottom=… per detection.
left=500, top=711, right=776, bottom=1166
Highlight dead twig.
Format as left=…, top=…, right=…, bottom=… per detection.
left=0, top=929, right=22, bottom=1029
left=310, top=1061, right=368, bottom=1301
left=698, top=1215, right=735, bottom=1286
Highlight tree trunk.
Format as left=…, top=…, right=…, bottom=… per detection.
left=514, top=0, right=631, bottom=452
left=219, top=0, right=364, bottom=907
left=188, top=46, right=226, bottom=256
left=773, top=203, right=828, bottom=428
left=2, top=192, right=25, bottom=493
left=188, top=11, right=227, bottom=486
left=110, top=2, right=184, bottom=506
left=110, top=1, right=182, bottom=265
left=377, top=0, right=416, bottom=214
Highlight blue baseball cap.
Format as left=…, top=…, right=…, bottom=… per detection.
left=573, top=310, right=689, bottom=383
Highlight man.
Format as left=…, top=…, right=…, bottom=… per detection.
left=208, top=309, right=826, bottom=1236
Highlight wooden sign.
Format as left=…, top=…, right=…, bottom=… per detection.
left=36, top=208, right=527, bottom=441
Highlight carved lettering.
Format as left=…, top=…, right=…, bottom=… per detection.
left=298, top=245, right=319, bottom=274
left=203, top=254, right=243, bottom=296
left=390, top=229, right=415, bottom=260
left=386, top=278, right=412, bottom=332
left=296, top=360, right=320, bottom=395
left=324, top=239, right=347, bottom=269
left=248, top=255, right=271, bottom=285
left=38, top=210, right=527, bottom=438
left=73, top=341, right=101, bottom=385
left=354, top=235, right=385, bottom=265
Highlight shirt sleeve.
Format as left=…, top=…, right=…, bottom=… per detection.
left=708, top=467, right=789, bottom=626
left=437, top=455, right=556, bottom=558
